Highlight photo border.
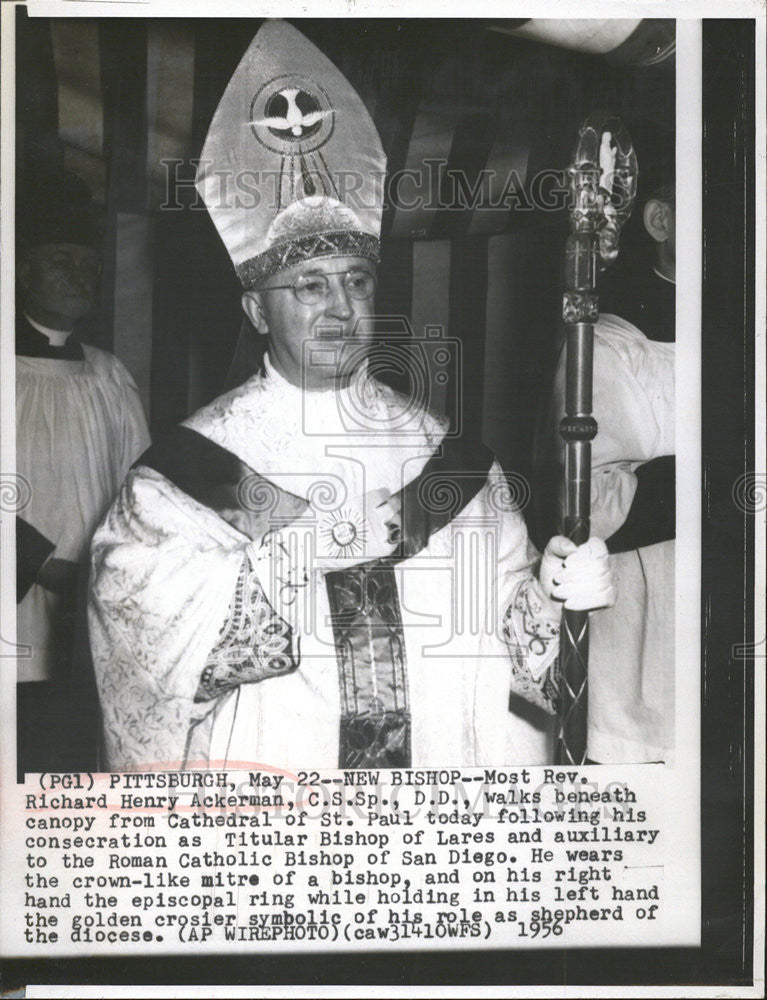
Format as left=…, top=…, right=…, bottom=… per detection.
left=0, top=5, right=762, bottom=996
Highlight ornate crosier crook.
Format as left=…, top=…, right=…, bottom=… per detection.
left=556, top=115, right=637, bottom=766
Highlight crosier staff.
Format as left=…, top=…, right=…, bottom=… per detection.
left=556, top=115, right=637, bottom=766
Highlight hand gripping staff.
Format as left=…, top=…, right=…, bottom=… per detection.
left=556, top=115, right=637, bottom=765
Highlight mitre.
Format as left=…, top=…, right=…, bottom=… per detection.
left=196, top=20, right=387, bottom=288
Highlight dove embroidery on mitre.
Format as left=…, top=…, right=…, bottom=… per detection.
left=251, top=87, right=334, bottom=138
left=195, top=20, right=387, bottom=287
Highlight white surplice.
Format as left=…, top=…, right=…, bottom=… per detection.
left=549, top=314, right=675, bottom=763
left=16, top=344, right=150, bottom=681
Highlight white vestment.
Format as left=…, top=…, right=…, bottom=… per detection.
left=16, top=344, right=150, bottom=681
left=550, top=314, right=675, bottom=762
left=90, top=359, right=562, bottom=771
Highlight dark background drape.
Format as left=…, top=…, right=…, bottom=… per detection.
left=14, top=13, right=674, bottom=534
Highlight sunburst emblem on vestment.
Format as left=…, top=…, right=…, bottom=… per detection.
left=320, top=508, right=366, bottom=560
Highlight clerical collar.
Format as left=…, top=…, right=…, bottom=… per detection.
left=24, top=312, right=72, bottom=347
left=16, top=314, right=84, bottom=360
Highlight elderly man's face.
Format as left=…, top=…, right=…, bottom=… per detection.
left=243, top=255, right=377, bottom=391
left=19, top=243, right=100, bottom=324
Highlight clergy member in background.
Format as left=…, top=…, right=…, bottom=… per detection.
left=15, top=167, right=150, bottom=777
left=545, top=159, right=675, bottom=764
left=89, top=20, right=616, bottom=772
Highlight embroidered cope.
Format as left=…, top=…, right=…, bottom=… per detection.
left=90, top=358, right=561, bottom=769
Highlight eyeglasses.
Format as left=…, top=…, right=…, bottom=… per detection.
left=260, top=268, right=377, bottom=306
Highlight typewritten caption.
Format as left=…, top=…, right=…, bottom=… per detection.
left=7, top=765, right=684, bottom=953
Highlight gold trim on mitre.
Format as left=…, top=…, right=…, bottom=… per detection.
left=196, top=21, right=386, bottom=288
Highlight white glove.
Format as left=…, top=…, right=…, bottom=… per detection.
left=539, top=535, right=617, bottom=612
